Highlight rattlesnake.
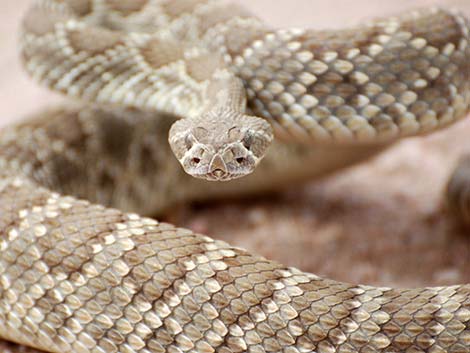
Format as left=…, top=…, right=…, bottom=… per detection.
left=1, top=1, right=469, bottom=352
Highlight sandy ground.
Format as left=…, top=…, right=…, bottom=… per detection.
left=0, top=0, right=469, bottom=293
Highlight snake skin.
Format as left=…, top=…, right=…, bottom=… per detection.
left=1, top=0, right=470, bottom=352
left=21, top=0, right=470, bottom=142
left=20, top=0, right=470, bottom=181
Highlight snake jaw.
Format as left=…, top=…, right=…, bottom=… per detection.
left=168, top=111, right=273, bottom=181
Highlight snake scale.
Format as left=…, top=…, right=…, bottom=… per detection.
left=1, top=0, right=470, bottom=352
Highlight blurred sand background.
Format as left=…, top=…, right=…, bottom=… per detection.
left=0, top=0, right=469, bottom=288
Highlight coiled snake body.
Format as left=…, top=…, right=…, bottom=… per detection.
left=1, top=1, right=470, bottom=352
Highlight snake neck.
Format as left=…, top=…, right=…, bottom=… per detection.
left=202, top=69, right=248, bottom=114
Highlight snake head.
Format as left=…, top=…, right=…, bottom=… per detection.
left=169, top=108, right=273, bottom=181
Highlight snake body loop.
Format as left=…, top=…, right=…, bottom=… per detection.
left=1, top=1, right=470, bottom=352
left=21, top=1, right=470, bottom=178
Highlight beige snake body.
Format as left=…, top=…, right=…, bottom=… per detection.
left=1, top=0, right=470, bottom=352
left=21, top=1, right=470, bottom=179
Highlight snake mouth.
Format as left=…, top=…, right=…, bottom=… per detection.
left=196, top=168, right=249, bottom=182
left=205, top=170, right=232, bottom=181
left=210, top=169, right=227, bottom=180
